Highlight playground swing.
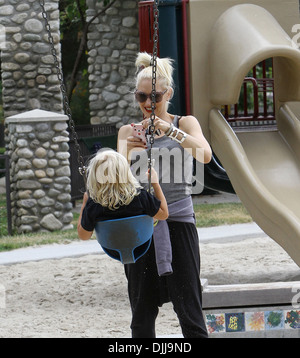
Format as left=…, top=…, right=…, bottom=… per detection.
left=39, top=0, right=160, bottom=264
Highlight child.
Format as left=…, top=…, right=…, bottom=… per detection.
left=77, top=149, right=168, bottom=241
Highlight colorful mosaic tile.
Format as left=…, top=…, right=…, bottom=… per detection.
left=284, top=310, right=300, bottom=330
left=206, top=309, right=300, bottom=334
left=205, top=313, right=225, bottom=334
left=245, top=311, right=265, bottom=331
left=225, top=313, right=245, bottom=332
left=264, top=310, right=284, bottom=330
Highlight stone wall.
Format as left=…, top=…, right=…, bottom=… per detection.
left=0, top=0, right=141, bottom=125
left=86, top=0, right=141, bottom=127
left=5, top=109, right=73, bottom=234
left=0, top=0, right=63, bottom=118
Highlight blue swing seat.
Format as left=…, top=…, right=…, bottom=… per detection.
left=95, top=215, right=154, bottom=264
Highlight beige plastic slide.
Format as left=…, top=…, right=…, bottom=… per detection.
left=188, top=1, right=300, bottom=266
left=210, top=104, right=300, bottom=267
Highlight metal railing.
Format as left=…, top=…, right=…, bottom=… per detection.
left=223, top=59, right=275, bottom=127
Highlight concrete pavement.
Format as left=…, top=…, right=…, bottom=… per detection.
left=0, top=191, right=267, bottom=265
left=0, top=222, right=266, bottom=265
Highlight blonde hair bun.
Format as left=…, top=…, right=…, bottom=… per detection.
left=135, top=52, right=174, bottom=90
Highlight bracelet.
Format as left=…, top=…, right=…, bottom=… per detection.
left=165, top=124, right=187, bottom=144
left=164, top=123, right=174, bottom=136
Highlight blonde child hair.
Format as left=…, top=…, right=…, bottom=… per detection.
left=86, top=150, right=142, bottom=210
left=135, top=52, right=174, bottom=101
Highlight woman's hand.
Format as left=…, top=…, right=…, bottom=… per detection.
left=141, top=116, right=172, bottom=134
left=127, top=135, right=147, bottom=152
left=117, top=124, right=147, bottom=163
left=142, top=115, right=212, bottom=164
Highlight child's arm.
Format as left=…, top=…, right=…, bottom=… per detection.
left=148, top=168, right=169, bottom=221
left=77, top=192, right=94, bottom=240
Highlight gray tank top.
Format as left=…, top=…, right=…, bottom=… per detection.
left=131, top=115, right=193, bottom=204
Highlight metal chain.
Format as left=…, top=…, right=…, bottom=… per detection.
left=150, top=0, right=159, bottom=144
left=39, top=0, right=87, bottom=179
left=148, top=0, right=159, bottom=190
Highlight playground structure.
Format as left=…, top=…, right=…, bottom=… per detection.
left=139, top=0, right=300, bottom=336
left=188, top=0, right=300, bottom=269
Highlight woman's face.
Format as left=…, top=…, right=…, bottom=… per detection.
left=135, top=78, right=170, bottom=118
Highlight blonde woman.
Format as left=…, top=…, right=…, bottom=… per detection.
left=77, top=150, right=168, bottom=241
left=117, top=52, right=211, bottom=338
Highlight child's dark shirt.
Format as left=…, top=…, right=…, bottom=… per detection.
left=81, top=188, right=160, bottom=231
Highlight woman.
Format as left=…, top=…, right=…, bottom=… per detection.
left=118, top=52, right=212, bottom=338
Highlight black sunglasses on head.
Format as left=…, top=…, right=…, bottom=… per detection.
left=134, top=89, right=167, bottom=103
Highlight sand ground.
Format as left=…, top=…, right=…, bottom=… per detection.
left=0, top=234, right=299, bottom=338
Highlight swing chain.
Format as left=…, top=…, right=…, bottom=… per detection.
left=150, top=0, right=159, bottom=146
left=148, top=0, right=159, bottom=190
left=39, top=0, right=87, bottom=178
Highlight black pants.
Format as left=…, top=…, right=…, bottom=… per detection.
left=124, top=221, right=208, bottom=338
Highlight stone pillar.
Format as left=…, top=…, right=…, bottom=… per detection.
left=86, top=0, right=140, bottom=127
left=5, top=109, right=73, bottom=233
left=0, top=0, right=63, bottom=118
